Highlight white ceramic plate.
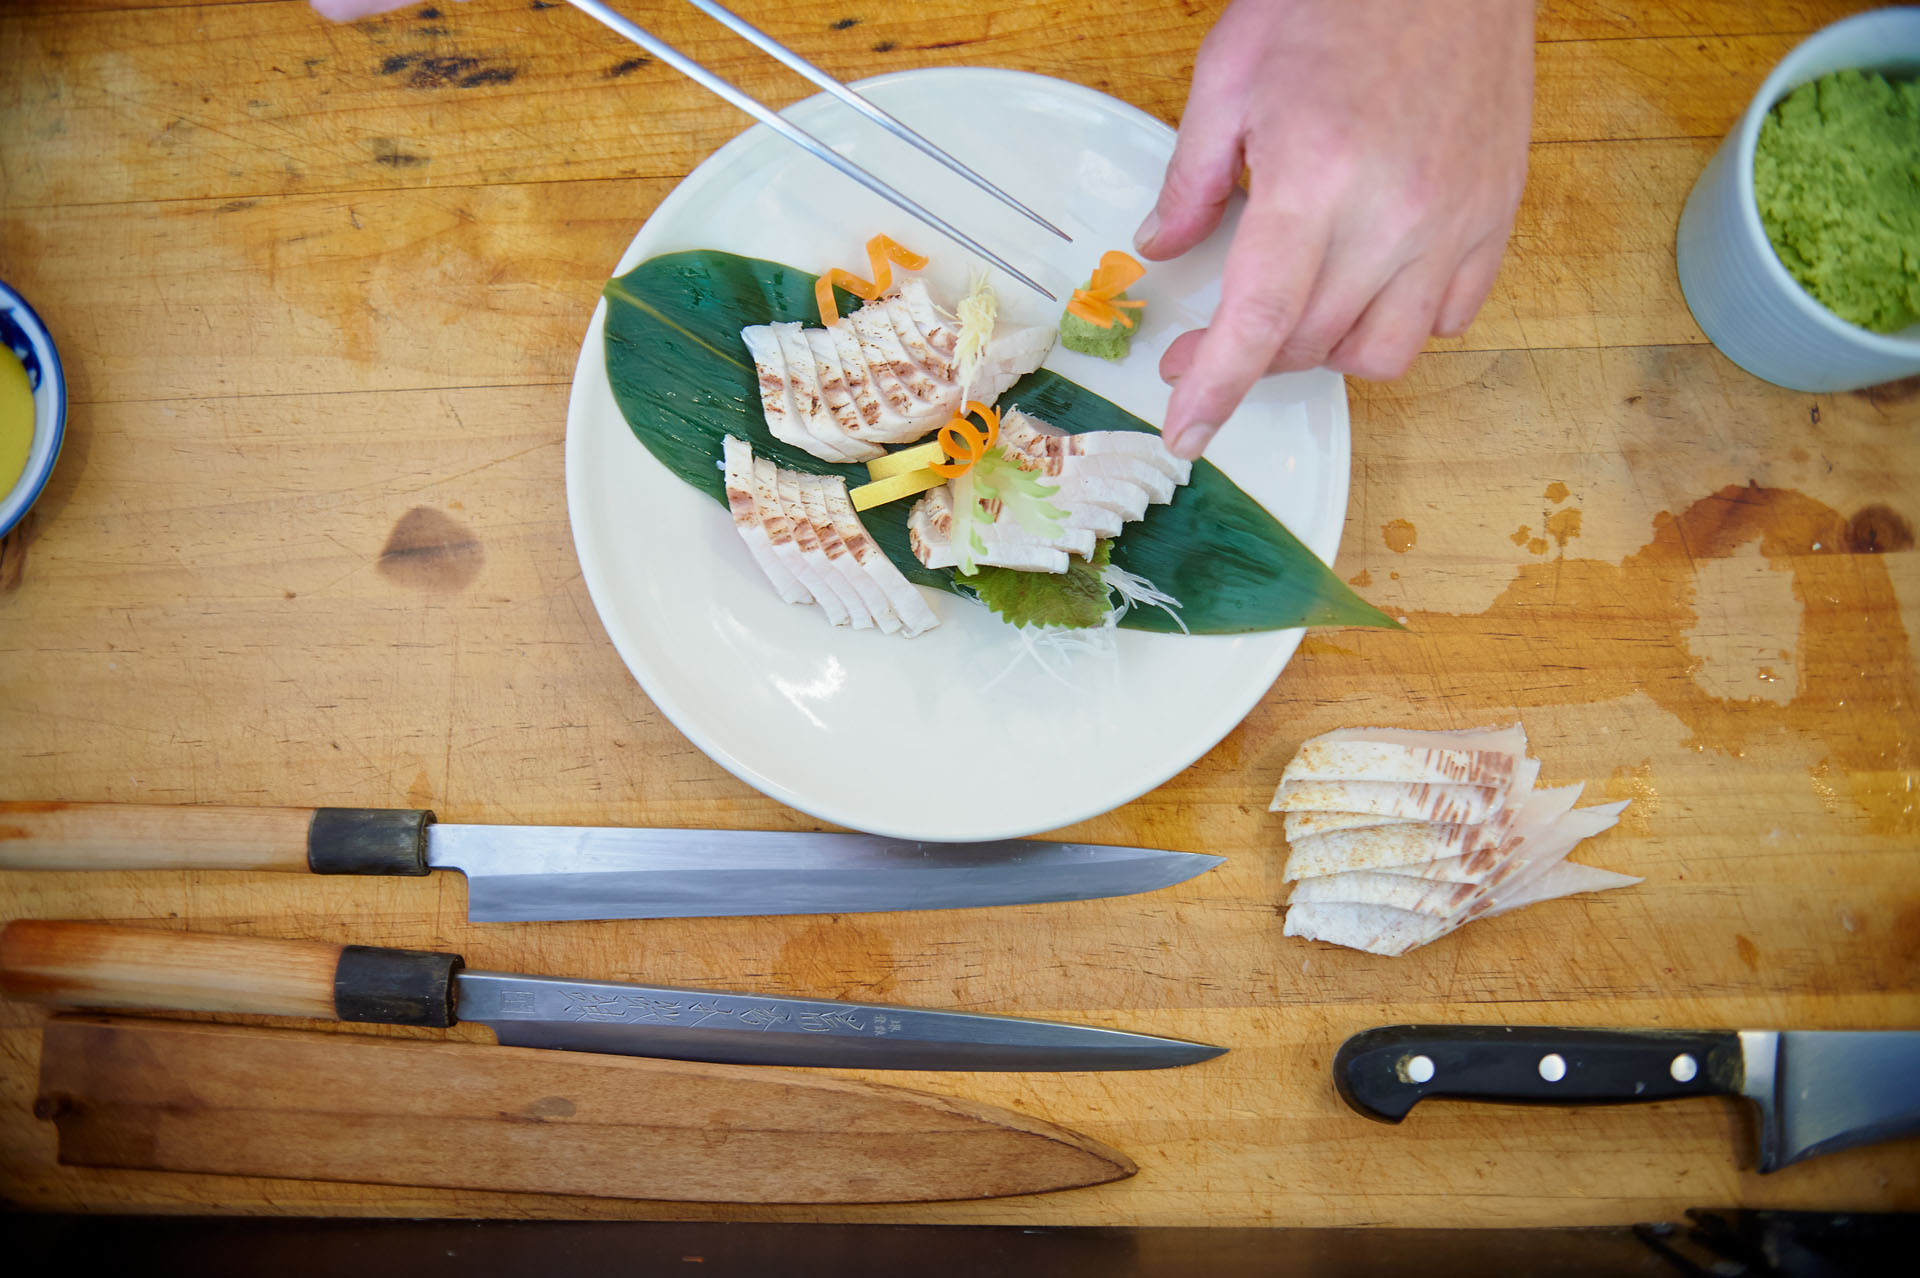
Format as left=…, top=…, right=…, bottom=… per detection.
left=566, top=67, right=1348, bottom=841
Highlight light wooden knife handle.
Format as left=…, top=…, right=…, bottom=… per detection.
left=0, top=921, right=462, bottom=1027
left=0, top=802, right=434, bottom=876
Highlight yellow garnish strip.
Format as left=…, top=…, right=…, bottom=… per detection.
left=865, top=439, right=947, bottom=480
left=850, top=466, right=945, bottom=511
left=815, top=235, right=929, bottom=326
left=1067, top=249, right=1148, bottom=330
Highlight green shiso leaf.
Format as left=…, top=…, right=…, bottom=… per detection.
left=601, top=249, right=1399, bottom=634
left=969, top=541, right=1113, bottom=630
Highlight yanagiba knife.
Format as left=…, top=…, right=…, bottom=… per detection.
left=0, top=921, right=1226, bottom=1071
left=1334, top=1024, right=1920, bottom=1171
left=0, top=803, right=1223, bottom=922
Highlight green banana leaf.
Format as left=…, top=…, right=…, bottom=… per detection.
left=601, top=249, right=1397, bottom=634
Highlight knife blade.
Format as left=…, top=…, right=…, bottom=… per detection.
left=0, top=802, right=1223, bottom=921
left=1332, top=1024, right=1920, bottom=1171
left=0, top=921, right=1226, bottom=1072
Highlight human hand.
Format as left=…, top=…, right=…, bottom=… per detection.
left=1141, top=0, right=1535, bottom=459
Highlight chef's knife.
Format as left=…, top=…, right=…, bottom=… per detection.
left=0, top=921, right=1225, bottom=1071
left=1333, top=1024, right=1920, bottom=1171
left=0, top=802, right=1223, bottom=922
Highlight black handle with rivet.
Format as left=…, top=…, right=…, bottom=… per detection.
left=1333, top=1025, right=1746, bottom=1123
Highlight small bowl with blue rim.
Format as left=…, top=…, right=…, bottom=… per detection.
left=0, top=279, right=67, bottom=539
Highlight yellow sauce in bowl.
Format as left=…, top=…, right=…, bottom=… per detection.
left=0, top=345, right=33, bottom=495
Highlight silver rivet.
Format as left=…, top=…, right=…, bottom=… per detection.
left=1404, top=1054, right=1435, bottom=1084
left=1539, top=1053, right=1567, bottom=1082
left=1671, top=1053, right=1698, bottom=1083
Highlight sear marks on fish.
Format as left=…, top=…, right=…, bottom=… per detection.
left=905, top=408, right=1190, bottom=575
left=1271, top=724, right=1640, bottom=955
left=741, top=279, right=1053, bottom=464
left=720, top=436, right=938, bottom=637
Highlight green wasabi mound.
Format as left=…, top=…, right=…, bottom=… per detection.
left=1060, top=292, right=1139, bottom=360
left=1754, top=68, right=1920, bottom=334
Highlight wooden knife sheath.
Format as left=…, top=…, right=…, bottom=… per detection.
left=32, top=1016, right=1135, bottom=1204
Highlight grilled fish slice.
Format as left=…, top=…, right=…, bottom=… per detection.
left=772, top=321, right=879, bottom=463
left=1270, top=780, right=1504, bottom=826
left=776, top=468, right=871, bottom=627
left=853, top=304, right=943, bottom=406
left=796, top=472, right=899, bottom=633
left=1283, top=811, right=1424, bottom=839
left=819, top=475, right=940, bottom=637
left=1281, top=809, right=1519, bottom=881
left=1482, top=860, right=1643, bottom=916
left=721, top=436, right=813, bottom=606
left=907, top=487, right=1071, bottom=574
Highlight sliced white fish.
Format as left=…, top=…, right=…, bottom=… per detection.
left=1281, top=811, right=1515, bottom=880
left=1283, top=740, right=1521, bottom=789
left=741, top=326, right=823, bottom=459
left=853, top=304, right=943, bottom=405
left=1282, top=902, right=1446, bottom=957
left=721, top=436, right=812, bottom=606
left=822, top=322, right=918, bottom=442
left=1461, top=800, right=1630, bottom=923
left=1482, top=860, right=1642, bottom=916
left=907, top=487, right=1070, bottom=574
left=801, top=327, right=883, bottom=450
left=1270, top=780, right=1503, bottom=825
left=747, top=454, right=832, bottom=613
left=795, top=472, right=898, bottom=633
left=820, top=476, right=940, bottom=637
left=1290, top=871, right=1482, bottom=915
left=764, top=462, right=853, bottom=626
left=1308, top=723, right=1530, bottom=758
left=1000, top=408, right=1191, bottom=485
left=1282, top=811, right=1425, bottom=838
left=770, top=322, right=875, bottom=463
left=879, top=293, right=955, bottom=384
left=895, top=278, right=959, bottom=359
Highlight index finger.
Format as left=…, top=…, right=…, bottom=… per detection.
left=1162, top=203, right=1330, bottom=459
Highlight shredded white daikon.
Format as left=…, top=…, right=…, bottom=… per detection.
left=1102, top=562, right=1188, bottom=633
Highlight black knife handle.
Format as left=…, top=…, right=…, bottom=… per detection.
left=1334, top=1025, right=1744, bottom=1122
left=307, top=807, right=435, bottom=876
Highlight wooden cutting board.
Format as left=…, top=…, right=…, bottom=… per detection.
left=32, top=1016, right=1135, bottom=1204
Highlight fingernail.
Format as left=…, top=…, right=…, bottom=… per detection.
left=1133, top=209, right=1160, bottom=253
left=1167, top=423, right=1214, bottom=461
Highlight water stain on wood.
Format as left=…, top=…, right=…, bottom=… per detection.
left=1545, top=508, right=1583, bottom=549
left=1846, top=504, right=1913, bottom=554
left=378, top=507, right=484, bottom=592
left=1511, top=524, right=1531, bottom=547
left=1734, top=934, right=1759, bottom=971
left=1545, top=481, right=1570, bottom=504
left=1603, top=761, right=1660, bottom=838
left=1347, top=569, right=1373, bottom=588
left=1328, top=484, right=1917, bottom=836
left=1382, top=519, right=1416, bottom=553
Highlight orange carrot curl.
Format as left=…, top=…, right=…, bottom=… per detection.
left=1065, top=249, right=1147, bottom=330
left=815, top=235, right=929, bottom=326
left=928, top=402, right=1001, bottom=478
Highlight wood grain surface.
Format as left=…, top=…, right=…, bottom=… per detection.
left=2, top=0, right=1916, bottom=1228
left=35, top=1016, right=1137, bottom=1203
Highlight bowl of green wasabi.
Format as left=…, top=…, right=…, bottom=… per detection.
left=1676, top=7, right=1920, bottom=392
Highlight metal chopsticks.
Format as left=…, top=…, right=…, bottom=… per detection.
left=563, top=0, right=1064, bottom=300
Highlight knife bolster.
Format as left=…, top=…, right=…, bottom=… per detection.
left=333, top=945, right=462, bottom=1028
left=307, top=808, right=434, bottom=876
